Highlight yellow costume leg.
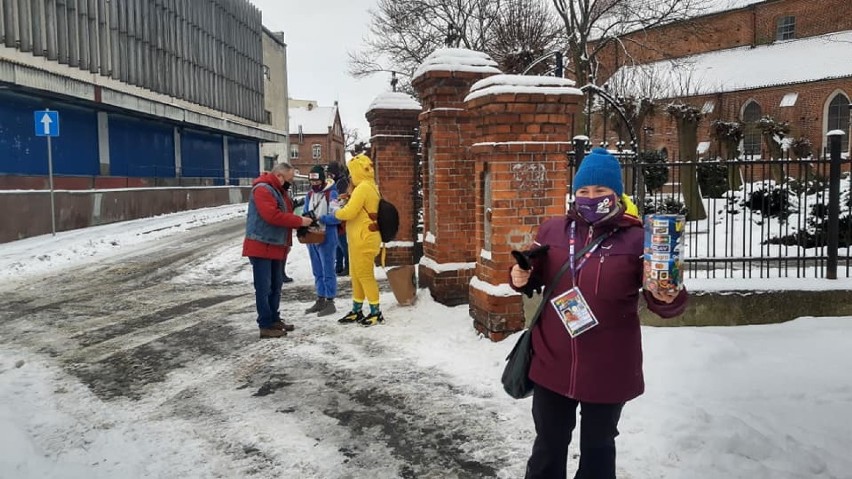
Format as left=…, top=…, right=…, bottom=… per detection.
left=350, top=261, right=365, bottom=305
left=351, top=250, right=379, bottom=305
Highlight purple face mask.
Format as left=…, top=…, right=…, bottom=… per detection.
left=311, top=184, right=323, bottom=192
left=575, top=193, right=619, bottom=224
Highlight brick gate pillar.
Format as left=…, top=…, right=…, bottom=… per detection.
left=464, top=75, right=584, bottom=340
left=366, top=91, right=422, bottom=266
left=412, top=48, right=502, bottom=306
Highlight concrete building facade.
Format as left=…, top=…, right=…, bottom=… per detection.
left=260, top=28, right=290, bottom=172
left=0, top=0, right=288, bottom=188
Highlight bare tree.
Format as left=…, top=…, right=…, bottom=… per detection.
left=551, top=0, right=711, bottom=88
left=666, top=103, right=707, bottom=221
left=349, top=0, right=564, bottom=84
left=489, top=1, right=567, bottom=74
left=343, top=125, right=361, bottom=154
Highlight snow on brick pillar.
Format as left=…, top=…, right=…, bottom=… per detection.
left=412, top=48, right=502, bottom=306
left=464, top=74, right=584, bottom=341
left=366, top=92, right=422, bottom=266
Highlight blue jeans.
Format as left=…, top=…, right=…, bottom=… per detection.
left=308, top=235, right=339, bottom=298
left=249, top=257, right=284, bottom=328
left=336, top=232, right=348, bottom=272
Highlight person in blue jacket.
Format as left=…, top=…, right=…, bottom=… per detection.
left=326, top=161, right=350, bottom=276
left=302, top=165, right=341, bottom=317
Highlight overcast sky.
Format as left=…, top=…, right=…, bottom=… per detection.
left=247, top=0, right=758, bottom=143
left=250, top=0, right=391, bottom=142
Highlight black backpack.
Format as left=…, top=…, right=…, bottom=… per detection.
left=376, top=198, right=399, bottom=243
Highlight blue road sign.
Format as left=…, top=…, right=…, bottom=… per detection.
left=34, top=110, right=60, bottom=137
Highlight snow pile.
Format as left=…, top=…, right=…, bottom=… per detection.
left=412, top=48, right=501, bottom=81
left=465, top=74, right=583, bottom=102
left=367, top=91, right=421, bottom=112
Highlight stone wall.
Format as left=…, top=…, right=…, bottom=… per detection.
left=1, top=187, right=248, bottom=243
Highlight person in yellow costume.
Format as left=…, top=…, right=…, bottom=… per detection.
left=321, top=153, right=384, bottom=326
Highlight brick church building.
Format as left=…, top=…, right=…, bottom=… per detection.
left=595, top=0, right=852, bottom=159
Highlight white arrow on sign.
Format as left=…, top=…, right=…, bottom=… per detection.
left=40, top=113, right=53, bottom=135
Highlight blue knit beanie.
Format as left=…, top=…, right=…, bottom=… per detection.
left=573, top=147, right=624, bottom=196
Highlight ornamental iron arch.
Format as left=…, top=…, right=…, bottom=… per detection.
left=573, top=84, right=644, bottom=205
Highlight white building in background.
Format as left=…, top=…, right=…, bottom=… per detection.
left=260, top=28, right=290, bottom=172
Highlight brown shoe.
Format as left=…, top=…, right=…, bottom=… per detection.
left=271, top=320, right=295, bottom=332
left=259, top=328, right=286, bottom=339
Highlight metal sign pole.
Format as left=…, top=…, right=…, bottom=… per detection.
left=36, top=108, right=59, bottom=236
left=48, top=133, right=56, bottom=236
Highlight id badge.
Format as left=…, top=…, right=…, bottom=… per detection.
left=550, top=287, right=599, bottom=338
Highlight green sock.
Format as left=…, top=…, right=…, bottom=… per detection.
left=352, top=301, right=363, bottom=313
left=369, top=304, right=380, bottom=315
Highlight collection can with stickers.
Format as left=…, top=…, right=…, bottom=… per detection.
left=642, top=214, right=685, bottom=293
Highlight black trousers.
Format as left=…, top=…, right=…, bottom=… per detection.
left=525, top=384, right=624, bottom=479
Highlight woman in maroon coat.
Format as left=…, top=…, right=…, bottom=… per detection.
left=510, top=148, right=688, bottom=479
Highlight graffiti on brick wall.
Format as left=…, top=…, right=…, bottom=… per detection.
left=511, top=162, right=546, bottom=197
left=508, top=229, right=536, bottom=250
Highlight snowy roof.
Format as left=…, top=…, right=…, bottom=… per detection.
left=367, top=92, right=422, bottom=112
left=288, top=104, right=337, bottom=135
left=608, top=30, right=852, bottom=99
left=412, top=48, right=501, bottom=81
left=699, top=0, right=765, bottom=17
left=465, top=74, right=583, bottom=102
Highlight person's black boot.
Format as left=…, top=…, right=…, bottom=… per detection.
left=317, top=299, right=337, bottom=317
left=305, top=297, right=325, bottom=314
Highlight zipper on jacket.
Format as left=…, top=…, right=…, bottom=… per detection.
left=595, top=255, right=605, bottom=296
left=569, top=225, right=595, bottom=396
left=568, top=223, right=595, bottom=397
left=576, top=225, right=594, bottom=287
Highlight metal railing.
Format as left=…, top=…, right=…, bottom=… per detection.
left=568, top=147, right=852, bottom=279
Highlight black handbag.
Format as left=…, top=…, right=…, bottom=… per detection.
left=501, top=230, right=616, bottom=399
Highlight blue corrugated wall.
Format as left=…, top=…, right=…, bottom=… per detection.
left=228, top=138, right=259, bottom=184
left=109, top=114, right=175, bottom=177
left=1, top=90, right=263, bottom=182
left=0, top=91, right=98, bottom=175
left=181, top=129, right=225, bottom=181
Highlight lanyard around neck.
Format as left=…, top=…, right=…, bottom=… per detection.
left=568, top=221, right=604, bottom=280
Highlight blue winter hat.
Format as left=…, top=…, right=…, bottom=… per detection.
left=573, top=147, right=624, bottom=196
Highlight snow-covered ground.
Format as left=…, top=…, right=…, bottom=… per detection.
left=1, top=205, right=851, bottom=478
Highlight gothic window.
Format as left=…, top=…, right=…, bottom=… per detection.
left=742, top=101, right=763, bottom=157
left=827, top=93, right=850, bottom=153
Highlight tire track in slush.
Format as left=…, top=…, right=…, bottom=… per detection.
left=0, top=217, right=512, bottom=478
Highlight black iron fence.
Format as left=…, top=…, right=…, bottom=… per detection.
left=569, top=143, right=852, bottom=279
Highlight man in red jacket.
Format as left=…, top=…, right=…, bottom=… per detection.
left=511, top=148, right=688, bottom=479
left=242, top=162, right=312, bottom=338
